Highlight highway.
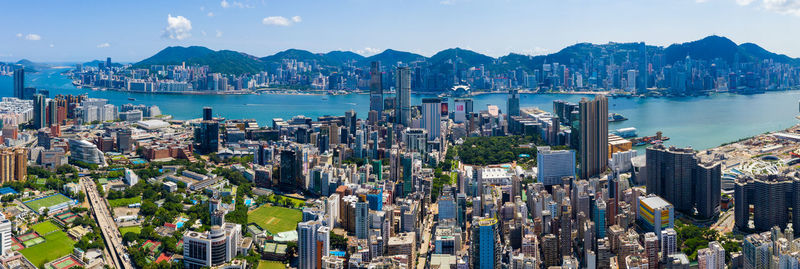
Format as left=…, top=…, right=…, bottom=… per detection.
left=82, top=178, right=133, bottom=269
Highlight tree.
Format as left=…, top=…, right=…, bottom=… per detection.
left=141, top=200, right=158, bottom=216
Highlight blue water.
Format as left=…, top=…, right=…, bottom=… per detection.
left=2, top=68, right=800, bottom=150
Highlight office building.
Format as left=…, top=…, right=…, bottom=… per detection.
left=68, top=139, right=105, bottom=165
left=13, top=68, right=23, bottom=99
left=355, top=201, right=369, bottom=239
left=638, top=42, right=648, bottom=95
left=644, top=232, right=659, bottom=269
left=646, top=144, right=721, bottom=220
left=33, top=94, right=46, bottom=129
left=454, top=98, right=473, bottom=123
left=507, top=89, right=520, bottom=117
left=397, top=67, right=412, bottom=126
left=369, top=61, right=383, bottom=114
left=637, top=195, right=674, bottom=238
left=579, top=95, right=608, bottom=179
left=203, top=107, right=213, bottom=121
left=183, top=223, right=243, bottom=269
left=661, top=228, right=678, bottom=259
left=117, top=129, right=133, bottom=153
left=594, top=199, right=607, bottom=238
left=0, top=214, right=10, bottom=256
left=536, top=146, right=575, bottom=186
left=421, top=98, right=441, bottom=141
left=387, top=233, right=416, bottom=268
left=195, top=119, right=220, bottom=155
left=471, top=217, right=500, bottom=269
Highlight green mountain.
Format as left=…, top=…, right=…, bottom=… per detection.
left=134, top=46, right=263, bottom=75
left=15, top=59, right=49, bottom=72
left=738, top=42, right=799, bottom=65
left=83, top=59, right=124, bottom=68
left=324, top=51, right=365, bottom=66
left=664, top=35, right=742, bottom=64
left=363, top=49, right=427, bottom=66
left=260, top=49, right=327, bottom=67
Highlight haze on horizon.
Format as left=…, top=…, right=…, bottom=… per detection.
left=2, top=0, right=800, bottom=62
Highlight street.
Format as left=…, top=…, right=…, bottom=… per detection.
left=82, top=178, right=133, bottom=269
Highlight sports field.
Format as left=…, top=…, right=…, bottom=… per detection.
left=20, top=231, right=75, bottom=267
left=248, top=205, right=302, bottom=234
left=24, top=194, right=73, bottom=213
left=108, top=196, right=142, bottom=208
left=55, top=211, right=78, bottom=223
left=257, top=260, right=287, bottom=269
left=119, top=226, right=142, bottom=235
left=32, top=221, right=60, bottom=235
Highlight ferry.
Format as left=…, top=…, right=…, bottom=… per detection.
left=128, top=98, right=136, bottom=101
left=608, top=113, right=628, bottom=122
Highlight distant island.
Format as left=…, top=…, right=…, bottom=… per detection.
left=60, top=35, right=800, bottom=96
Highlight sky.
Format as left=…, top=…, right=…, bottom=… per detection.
left=2, top=0, right=800, bottom=62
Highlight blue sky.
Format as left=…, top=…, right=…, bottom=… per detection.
left=2, top=0, right=800, bottom=62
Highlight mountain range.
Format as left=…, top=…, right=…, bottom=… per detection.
left=131, top=35, right=800, bottom=75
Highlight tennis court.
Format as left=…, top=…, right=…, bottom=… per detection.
left=143, top=240, right=162, bottom=254
left=55, top=211, right=78, bottom=223
left=50, top=255, right=82, bottom=269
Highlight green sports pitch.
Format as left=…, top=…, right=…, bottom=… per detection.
left=20, top=231, right=75, bottom=267
left=23, top=194, right=73, bottom=213
left=247, top=205, right=302, bottom=234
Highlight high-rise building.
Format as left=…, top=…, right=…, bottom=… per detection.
left=644, top=232, right=659, bottom=269
left=355, top=200, right=369, bottom=239
left=33, top=94, right=47, bottom=129
left=637, top=195, right=674, bottom=238
left=471, top=217, right=500, bottom=269
left=0, top=214, right=10, bottom=256
left=396, top=67, right=412, bottom=126
left=734, top=173, right=800, bottom=232
left=13, top=68, right=24, bottom=99
left=203, top=107, right=213, bottom=121
left=697, top=241, right=725, bottom=269
left=183, top=223, right=242, bottom=269
left=638, top=42, right=648, bottom=95
left=0, top=148, right=27, bottom=183
left=507, top=89, right=520, bottom=117
left=453, top=98, right=473, bottom=123
left=661, top=228, right=677, bottom=260
left=117, top=129, right=133, bottom=153
left=579, top=95, right=608, bottom=179
left=542, top=234, right=560, bottom=267
left=194, top=120, right=220, bottom=154
left=421, top=98, right=441, bottom=141
left=536, top=146, right=575, bottom=186
left=646, top=144, right=721, bottom=220
left=369, top=62, right=384, bottom=114
left=593, top=199, right=607, bottom=239
left=345, top=110, right=357, bottom=135
left=297, top=221, right=330, bottom=269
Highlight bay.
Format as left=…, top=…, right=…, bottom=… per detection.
left=1, top=68, right=799, bottom=151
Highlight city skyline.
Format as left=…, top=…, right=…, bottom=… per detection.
left=2, top=0, right=800, bottom=62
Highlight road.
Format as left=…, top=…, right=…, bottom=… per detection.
left=417, top=204, right=437, bottom=269
left=82, top=178, right=133, bottom=269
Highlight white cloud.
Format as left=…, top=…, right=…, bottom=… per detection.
left=291, top=16, right=302, bottom=23
left=221, top=0, right=251, bottom=8
left=510, top=47, right=549, bottom=56
left=200, top=6, right=205, bottom=11
left=207, top=12, right=214, bottom=17
left=49, top=44, right=54, bottom=48
left=15, top=33, right=22, bottom=38
left=262, top=16, right=292, bottom=26
left=162, top=14, right=192, bottom=40
left=216, top=30, right=223, bottom=37
left=24, top=34, right=41, bottom=41
left=762, top=0, right=800, bottom=16
left=201, top=30, right=207, bottom=36
left=696, top=0, right=709, bottom=3
left=220, top=0, right=230, bottom=8
left=356, top=47, right=381, bottom=56
left=736, top=0, right=756, bottom=5
left=97, top=42, right=110, bottom=48
left=440, top=0, right=457, bottom=5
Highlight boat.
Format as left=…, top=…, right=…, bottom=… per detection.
left=608, top=113, right=628, bottom=122
left=128, top=98, right=136, bottom=101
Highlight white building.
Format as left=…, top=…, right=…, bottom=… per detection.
left=123, top=168, right=139, bottom=186
left=0, top=214, right=11, bottom=256
left=697, top=241, right=725, bottom=269
left=182, top=223, right=243, bottom=269
left=421, top=98, right=441, bottom=141
left=297, top=221, right=330, bottom=269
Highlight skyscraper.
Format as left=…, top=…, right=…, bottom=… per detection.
left=355, top=200, right=369, bottom=239
left=578, top=95, right=608, bottom=179
left=297, top=221, right=330, bottom=269
left=536, top=146, right=576, bottom=186
left=13, top=67, right=24, bottom=99
left=182, top=224, right=243, bottom=269
left=638, top=42, right=647, bottom=95
left=47, top=99, right=57, bottom=127
left=33, top=94, right=47, bottom=129
left=507, top=89, right=520, bottom=117
left=203, top=106, right=213, bottom=121
left=471, top=218, right=500, bottom=269
left=421, top=98, right=441, bottom=141
left=195, top=108, right=219, bottom=154
left=369, top=61, right=383, bottom=114
left=646, top=145, right=721, bottom=220
left=396, top=67, right=412, bottom=126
